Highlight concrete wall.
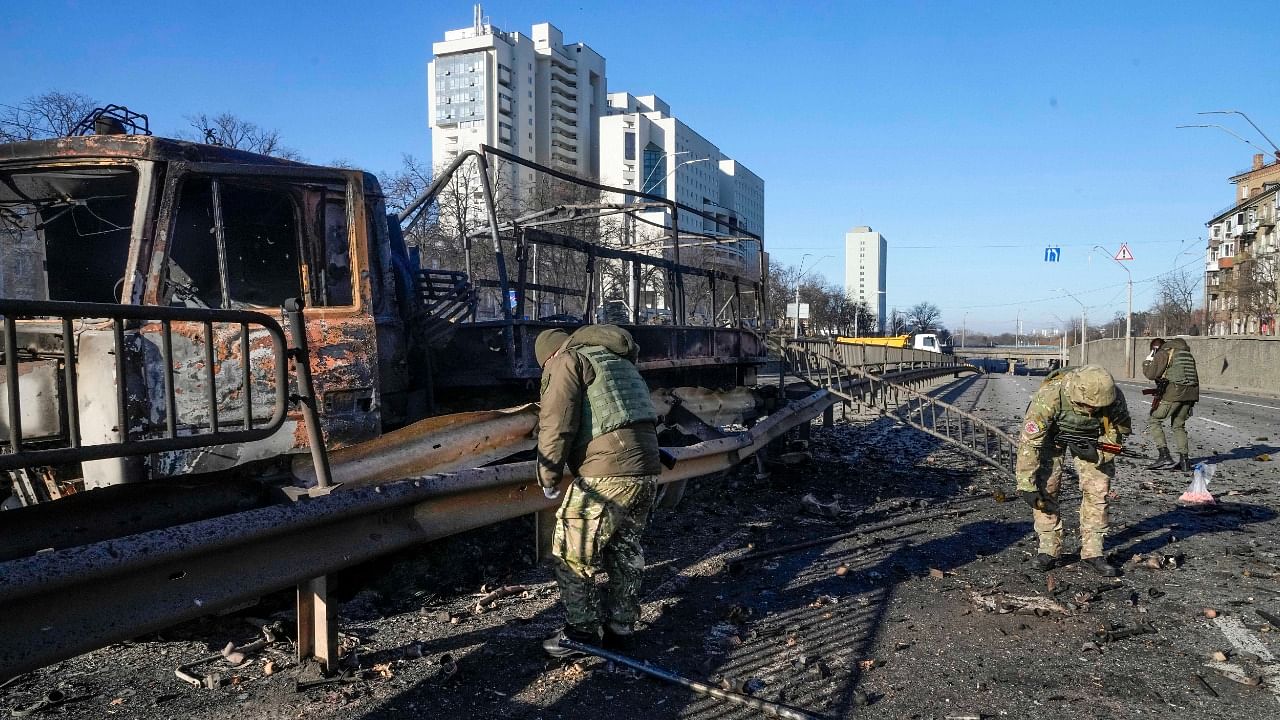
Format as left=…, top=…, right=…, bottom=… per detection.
left=1068, top=336, right=1280, bottom=395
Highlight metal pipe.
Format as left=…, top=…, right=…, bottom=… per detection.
left=160, top=320, right=177, bottom=438
left=4, top=315, right=21, bottom=451
left=291, top=405, right=538, bottom=488
left=61, top=317, right=80, bottom=448
left=284, top=298, right=332, bottom=489
left=559, top=639, right=823, bottom=720
left=203, top=321, right=219, bottom=434
left=112, top=318, right=127, bottom=441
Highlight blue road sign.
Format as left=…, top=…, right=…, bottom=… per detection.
left=1044, top=247, right=1062, bottom=262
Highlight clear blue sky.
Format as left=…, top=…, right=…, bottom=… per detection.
left=5, top=1, right=1278, bottom=333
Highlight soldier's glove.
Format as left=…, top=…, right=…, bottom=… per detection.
left=1018, top=489, right=1058, bottom=514
left=542, top=485, right=561, bottom=500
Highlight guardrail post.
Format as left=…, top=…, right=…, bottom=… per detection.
left=284, top=298, right=337, bottom=674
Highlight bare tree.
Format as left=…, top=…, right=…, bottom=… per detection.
left=1, top=91, right=99, bottom=141
left=1150, top=268, right=1200, bottom=336
left=379, top=154, right=433, bottom=217
left=1236, top=253, right=1278, bottom=335
left=183, top=112, right=302, bottom=160
left=906, top=301, right=942, bottom=332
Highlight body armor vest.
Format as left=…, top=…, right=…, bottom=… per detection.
left=1054, top=385, right=1102, bottom=438
left=575, top=345, right=657, bottom=439
left=1165, top=348, right=1199, bottom=387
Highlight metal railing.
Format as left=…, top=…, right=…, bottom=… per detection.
left=782, top=339, right=1017, bottom=478
left=0, top=299, right=290, bottom=472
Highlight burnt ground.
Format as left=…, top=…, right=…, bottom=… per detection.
left=3, top=372, right=1279, bottom=719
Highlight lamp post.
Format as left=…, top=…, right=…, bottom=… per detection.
left=639, top=150, right=690, bottom=194
left=1093, top=245, right=1133, bottom=377
left=961, top=311, right=969, bottom=350
left=794, top=253, right=831, bottom=338
left=1197, top=110, right=1280, bottom=159
left=1060, top=288, right=1088, bottom=364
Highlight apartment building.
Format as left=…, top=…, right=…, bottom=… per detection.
left=1204, top=153, right=1280, bottom=335
left=844, top=226, right=888, bottom=332
left=428, top=7, right=606, bottom=209
left=597, top=93, right=765, bottom=285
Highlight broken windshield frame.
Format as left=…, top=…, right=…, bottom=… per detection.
left=0, top=164, right=145, bottom=304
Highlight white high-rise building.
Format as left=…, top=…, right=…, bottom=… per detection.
left=428, top=6, right=606, bottom=206
left=598, top=93, right=764, bottom=283
left=844, top=226, right=887, bottom=332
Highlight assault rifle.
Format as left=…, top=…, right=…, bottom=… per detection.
left=1142, top=380, right=1168, bottom=415
left=1054, top=431, right=1155, bottom=463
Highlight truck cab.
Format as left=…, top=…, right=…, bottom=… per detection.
left=0, top=132, right=413, bottom=492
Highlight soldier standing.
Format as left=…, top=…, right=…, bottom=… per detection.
left=1015, top=365, right=1132, bottom=576
left=1142, top=337, right=1199, bottom=471
left=533, top=325, right=662, bottom=657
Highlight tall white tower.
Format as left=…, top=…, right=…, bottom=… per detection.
left=844, top=226, right=887, bottom=332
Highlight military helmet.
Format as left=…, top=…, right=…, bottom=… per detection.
left=1066, top=365, right=1116, bottom=407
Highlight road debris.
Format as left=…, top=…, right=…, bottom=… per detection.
left=969, top=590, right=1070, bottom=616
left=9, top=689, right=96, bottom=717
left=1190, top=674, right=1219, bottom=697
left=1095, top=621, right=1157, bottom=643
left=559, top=638, right=823, bottom=720
left=800, top=493, right=845, bottom=518
left=473, top=584, right=529, bottom=614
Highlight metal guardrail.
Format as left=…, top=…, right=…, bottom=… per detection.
left=0, top=386, right=837, bottom=678
left=781, top=339, right=1018, bottom=478
left=0, top=299, right=290, bottom=473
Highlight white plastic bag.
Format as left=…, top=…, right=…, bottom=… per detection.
left=1178, top=462, right=1216, bottom=505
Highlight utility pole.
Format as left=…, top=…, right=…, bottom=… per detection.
left=1093, top=245, right=1133, bottom=377
left=1061, top=288, right=1088, bottom=365
left=793, top=254, right=831, bottom=339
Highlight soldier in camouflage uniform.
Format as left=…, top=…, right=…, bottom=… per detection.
left=533, top=325, right=662, bottom=657
left=1015, top=365, right=1131, bottom=576
left=1142, top=337, right=1199, bottom=471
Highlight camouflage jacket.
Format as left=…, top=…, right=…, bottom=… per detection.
left=1014, top=372, right=1132, bottom=491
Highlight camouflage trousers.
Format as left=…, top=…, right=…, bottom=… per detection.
left=1149, top=401, right=1194, bottom=455
left=552, top=474, right=657, bottom=636
left=1031, top=450, right=1113, bottom=559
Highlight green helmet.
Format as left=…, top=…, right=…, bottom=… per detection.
left=1066, top=365, right=1116, bottom=408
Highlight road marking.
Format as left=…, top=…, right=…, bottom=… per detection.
left=1200, top=394, right=1280, bottom=411
left=1115, top=383, right=1280, bottom=411
left=1195, top=417, right=1234, bottom=428
left=1213, top=615, right=1280, bottom=707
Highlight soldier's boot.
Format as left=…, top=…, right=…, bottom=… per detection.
left=1033, top=553, right=1057, bottom=572
left=542, top=626, right=600, bottom=658
left=1147, top=448, right=1173, bottom=470
left=602, top=623, right=636, bottom=652
left=1081, top=556, right=1120, bottom=577
left=1173, top=454, right=1191, bottom=472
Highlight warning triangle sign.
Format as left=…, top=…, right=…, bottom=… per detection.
left=1115, top=243, right=1134, bottom=261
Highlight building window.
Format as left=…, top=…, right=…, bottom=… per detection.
left=624, top=132, right=636, bottom=161
left=642, top=142, right=666, bottom=196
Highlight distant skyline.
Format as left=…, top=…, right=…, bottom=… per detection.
left=4, top=1, right=1278, bottom=332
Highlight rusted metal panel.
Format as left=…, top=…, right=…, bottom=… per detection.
left=0, top=360, right=61, bottom=440
left=291, top=404, right=537, bottom=488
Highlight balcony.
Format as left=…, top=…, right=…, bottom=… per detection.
left=551, top=97, right=576, bottom=113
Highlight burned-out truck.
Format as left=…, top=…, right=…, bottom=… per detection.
left=0, top=109, right=768, bottom=506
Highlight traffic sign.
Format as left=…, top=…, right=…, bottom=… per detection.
left=1115, top=243, right=1134, bottom=261
left=1044, top=247, right=1062, bottom=262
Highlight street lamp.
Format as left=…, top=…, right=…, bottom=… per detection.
left=794, top=253, right=831, bottom=338
left=1197, top=110, right=1280, bottom=160
left=961, top=311, right=969, bottom=350
left=1059, top=288, right=1088, bottom=364
left=1176, top=124, right=1273, bottom=157
left=639, top=150, right=690, bottom=194
left=1093, top=245, right=1133, bottom=377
